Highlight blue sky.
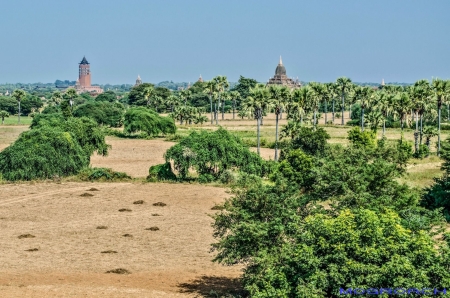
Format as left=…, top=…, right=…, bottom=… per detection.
left=1, top=0, right=449, bottom=84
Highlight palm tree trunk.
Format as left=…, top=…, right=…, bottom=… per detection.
left=300, top=113, right=303, bottom=125
left=349, top=104, right=352, bottom=119
left=448, top=104, right=450, bottom=122
left=313, top=110, right=317, bottom=129
left=257, top=115, right=261, bottom=156
left=275, top=112, right=279, bottom=161
left=233, top=100, right=235, bottom=120
left=18, top=101, right=21, bottom=124
left=222, top=97, right=225, bottom=120
left=382, top=119, right=386, bottom=137
left=332, top=100, right=335, bottom=123
left=280, top=108, right=283, bottom=120
left=420, top=114, right=423, bottom=146
left=210, top=95, right=213, bottom=124
left=341, top=93, right=345, bottom=125
left=361, top=108, right=364, bottom=132
left=324, top=101, right=328, bottom=124
left=215, top=103, right=218, bottom=125
left=438, top=106, right=441, bottom=156
left=260, top=117, right=264, bottom=126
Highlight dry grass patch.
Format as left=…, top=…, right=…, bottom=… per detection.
left=18, top=234, right=35, bottom=239
left=118, top=208, right=132, bottom=212
left=87, top=188, right=99, bottom=191
left=122, top=233, right=133, bottom=237
left=101, top=250, right=117, bottom=254
left=133, top=200, right=144, bottom=204
left=96, top=226, right=108, bottom=230
left=25, top=248, right=39, bottom=252
left=151, top=213, right=162, bottom=216
left=145, top=227, right=160, bottom=231
left=153, top=202, right=167, bottom=207
left=105, top=268, right=130, bottom=274
left=80, top=193, right=94, bottom=197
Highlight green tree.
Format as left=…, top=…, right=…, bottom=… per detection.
left=0, top=110, right=9, bottom=124
left=11, top=89, right=26, bottom=124
left=336, top=77, right=353, bottom=125
left=65, top=88, right=77, bottom=112
left=51, top=91, right=63, bottom=106
left=432, top=78, right=450, bottom=155
left=95, top=90, right=117, bottom=102
left=242, top=86, right=270, bottom=155
left=124, top=107, right=176, bottom=136
left=231, top=75, right=258, bottom=103
left=128, top=83, right=155, bottom=106
left=269, top=85, right=291, bottom=161
left=203, top=80, right=218, bottom=124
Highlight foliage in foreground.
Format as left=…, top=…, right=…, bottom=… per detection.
left=147, top=162, right=177, bottom=182
left=0, top=127, right=88, bottom=180
left=212, top=128, right=449, bottom=297
left=0, top=115, right=109, bottom=181
left=164, top=128, right=270, bottom=181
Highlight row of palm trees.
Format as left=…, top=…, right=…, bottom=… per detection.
left=236, top=77, right=450, bottom=159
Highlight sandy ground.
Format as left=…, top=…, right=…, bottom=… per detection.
left=0, top=182, right=242, bottom=297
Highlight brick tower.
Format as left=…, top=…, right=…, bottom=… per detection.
left=79, top=56, right=91, bottom=87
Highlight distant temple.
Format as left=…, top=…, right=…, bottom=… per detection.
left=73, top=56, right=103, bottom=94
left=135, top=75, right=142, bottom=87
left=267, top=56, right=301, bottom=88
left=198, top=75, right=203, bottom=83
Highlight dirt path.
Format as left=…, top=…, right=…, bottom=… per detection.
left=0, top=182, right=241, bottom=297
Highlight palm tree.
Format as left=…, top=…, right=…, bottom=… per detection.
left=432, top=78, right=450, bottom=156
left=394, top=91, right=412, bottom=138
left=365, top=110, right=383, bottom=133
left=203, top=80, right=217, bottom=124
left=51, top=91, right=63, bottom=106
left=0, top=110, right=9, bottom=125
left=336, top=77, right=353, bottom=125
left=280, top=121, right=302, bottom=139
left=213, top=76, right=229, bottom=121
left=328, top=83, right=339, bottom=124
left=229, top=91, right=240, bottom=120
left=180, top=89, right=191, bottom=106
left=143, top=85, right=154, bottom=107
left=309, top=82, right=325, bottom=129
left=242, top=87, right=270, bottom=155
left=166, top=94, right=180, bottom=113
left=374, top=91, right=394, bottom=137
left=65, top=88, right=78, bottom=112
left=423, top=126, right=437, bottom=154
left=289, top=87, right=311, bottom=124
left=414, top=80, right=433, bottom=148
left=353, top=86, right=374, bottom=131
left=11, top=89, right=26, bottom=124
left=268, top=85, right=290, bottom=161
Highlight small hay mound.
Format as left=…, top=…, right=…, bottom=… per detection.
left=145, top=227, right=160, bottom=231
left=133, top=200, right=144, bottom=205
left=122, top=234, right=133, bottom=237
left=105, top=268, right=130, bottom=274
left=152, top=202, right=167, bottom=207
left=151, top=213, right=162, bottom=216
left=101, top=250, right=118, bottom=254
left=25, top=248, right=39, bottom=252
left=211, top=205, right=224, bottom=210
left=80, top=193, right=94, bottom=197
left=88, top=188, right=99, bottom=191
left=118, top=208, right=132, bottom=212
left=18, top=234, right=35, bottom=239
left=96, top=226, right=108, bottom=230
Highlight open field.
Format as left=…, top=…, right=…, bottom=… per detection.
left=0, top=182, right=241, bottom=297
left=1, top=116, right=33, bottom=126
left=0, top=113, right=447, bottom=296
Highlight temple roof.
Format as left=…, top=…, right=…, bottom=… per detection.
left=275, top=56, right=286, bottom=76
left=80, top=56, right=89, bottom=65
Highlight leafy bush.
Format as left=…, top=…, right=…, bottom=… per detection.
left=0, top=127, right=88, bottom=181
left=289, top=127, right=330, bottom=156
left=147, top=162, right=177, bottom=182
left=198, top=173, right=215, bottom=183
left=73, top=101, right=125, bottom=127
left=164, top=128, right=267, bottom=180
left=347, top=127, right=376, bottom=148
left=219, top=170, right=237, bottom=184
left=414, top=144, right=430, bottom=159
left=124, top=107, right=176, bottom=136
left=346, top=119, right=359, bottom=126
left=78, top=167, right=131, bottom=181
left=271, top=149, right=315, bottom=190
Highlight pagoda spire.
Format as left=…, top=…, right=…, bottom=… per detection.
left=381, top=78, right=385, bottom=86
left=279, top=56, right=283, bottom=65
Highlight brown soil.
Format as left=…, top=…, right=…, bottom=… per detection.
left=18, top=234, right=35, bottom=239
left=118, top=208, right=132, bottom=212
left=133, top=200, right=144, bottom=204
left=145, top=227, right=160, bottom=231
left=90, top=137, right=175, bottom=178
left=153, top=202, right=167, bottom=207
left=88, top=188, right=99, bottom=191
left=96, top=226, right=108, bottom=230
left=80, top=192, right=94, bottom=197
left=0, top=182, right=240, bottom=297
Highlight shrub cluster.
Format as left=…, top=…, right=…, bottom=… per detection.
left=124, top=107, right=176, bottom=136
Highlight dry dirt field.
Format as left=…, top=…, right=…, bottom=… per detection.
left=0, top=182, right=242, bottom=297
